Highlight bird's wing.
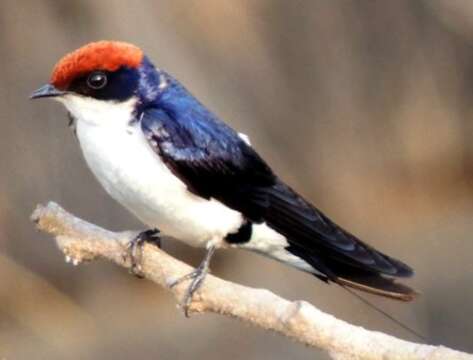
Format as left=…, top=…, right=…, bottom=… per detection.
left=140, top=107, right=413, bottom=280
left=140, top=107, right=276, bottom=222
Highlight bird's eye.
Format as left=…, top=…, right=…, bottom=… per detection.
left=86, top=71, right=108, bottom=90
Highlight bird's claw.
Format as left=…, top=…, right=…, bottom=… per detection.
left=123, top=228, right=161, bottom=278
left=169, top=245, right=216, bottom=316
left=170, top=264, right=209, bottom=317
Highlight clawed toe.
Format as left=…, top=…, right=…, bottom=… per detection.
left=171, top=267, right=208, bottom=316
left=124, top=228, right=161, bottom=277
left=170, top=245, right=216, bottom=317
left=169, top=268, right=201, bottom=288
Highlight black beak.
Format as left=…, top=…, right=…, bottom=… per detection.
left=30, top=84, right=65, bottom=99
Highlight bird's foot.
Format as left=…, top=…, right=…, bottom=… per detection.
left=170, top=245, right=216, bottom=317
left=170, top=264, right=209, bottom=316
left=124, top=228, right=161, bottom=277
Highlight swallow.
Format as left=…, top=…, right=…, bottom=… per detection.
left=31, top=41, right=415, bottom=314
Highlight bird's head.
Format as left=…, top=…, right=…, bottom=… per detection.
left=31, top=41, right=166, bottom=125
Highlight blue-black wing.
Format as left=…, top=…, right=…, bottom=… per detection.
left=140, top=106, right=414, bottom=300
left=140, top=107, right=275, bottom=222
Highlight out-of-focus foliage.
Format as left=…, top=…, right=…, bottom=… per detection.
left=0, top=1, right=472, bottom=359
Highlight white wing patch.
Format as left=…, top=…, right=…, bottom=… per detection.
left=238, top=132, right=251, bottom=145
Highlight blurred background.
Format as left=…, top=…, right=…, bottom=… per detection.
left=1, top=0, right=472, bottom=358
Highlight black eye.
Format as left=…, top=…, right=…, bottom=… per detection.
left=87, top=71, right=107, bottom=90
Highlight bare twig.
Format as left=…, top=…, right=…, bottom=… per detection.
left=31, top=202, right=473, bottom=360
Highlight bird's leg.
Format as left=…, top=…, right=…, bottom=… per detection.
left=170, top=245, right=216, bottom=317
left=124, top=228, right=161, bottom=277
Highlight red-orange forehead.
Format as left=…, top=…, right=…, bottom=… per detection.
left=50, top=41, right=144, bottom=89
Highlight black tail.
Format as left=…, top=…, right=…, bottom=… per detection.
left=280, top=242, right=423, bottom=339
left=285, top=243, right=417, bottom=301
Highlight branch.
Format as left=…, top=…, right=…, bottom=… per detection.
left=31, top=202, right=472, bottom=360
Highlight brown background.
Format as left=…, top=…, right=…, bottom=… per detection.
left=1, top=1, right=472, bottom=359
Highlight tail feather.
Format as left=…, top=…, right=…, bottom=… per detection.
left=323, top=251, right=417, bottom=301
left=335, top=275, right=417, bottom=302
left=285, top=242, right=417, bottom=301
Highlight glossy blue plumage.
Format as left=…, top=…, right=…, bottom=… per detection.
left=135, top=58, right=414, bottom=283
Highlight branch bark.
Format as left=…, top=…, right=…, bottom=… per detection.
left=31, top=202, right=473, bottom=360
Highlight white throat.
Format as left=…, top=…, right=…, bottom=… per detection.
left=57, top=94, right=137, bottom=127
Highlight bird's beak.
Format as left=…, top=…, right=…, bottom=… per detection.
left=30, top=84, right=65, bottom=99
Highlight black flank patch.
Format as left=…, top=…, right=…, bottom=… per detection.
left=225, top=220, right=252, bottom=244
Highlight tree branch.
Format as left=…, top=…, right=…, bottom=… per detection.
left=31, top=202, right=472, bottom=360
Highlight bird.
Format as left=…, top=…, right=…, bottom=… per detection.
left=31, top=41, right=416, bottom=314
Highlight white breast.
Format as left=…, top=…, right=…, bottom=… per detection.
left=64, top=95, right=243, bottom=248
left=58, top=95, right=318, bottom=274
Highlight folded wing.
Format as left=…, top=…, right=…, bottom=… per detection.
left=140, top=106, right=415, bottom=300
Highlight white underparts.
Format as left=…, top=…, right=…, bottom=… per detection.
left=238, top=223, right=315, bottom=273
left=61, top=95, right=243, bottom=248
left=56, top=94, right=317, bottom=274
